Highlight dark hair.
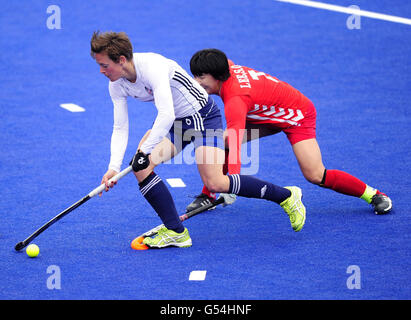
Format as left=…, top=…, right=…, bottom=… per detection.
left=90, top=31, right=133, bottom=63
left=190, top=49, right=231, bottom=81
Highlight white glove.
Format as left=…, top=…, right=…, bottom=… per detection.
left=218, top=193, right=237, bottom=207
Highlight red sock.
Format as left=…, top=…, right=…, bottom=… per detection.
left=202, top=150, right=229, bottom=200
left=322, top=169, right=367, bottom=197
left=202, top=185, right=216, bottom=199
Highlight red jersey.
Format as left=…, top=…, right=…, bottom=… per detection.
left=220, top=62, right=312, bottom=174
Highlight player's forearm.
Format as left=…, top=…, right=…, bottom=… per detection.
left=140, top=84, right=175, bottom=154
left=108, top=96, right=129, bottom=172
left=225, top=106, right=247, bottom=175
left=139, top=111, right=174, bottom=155
left=108, top=126, right=128, bottom=172
left=226, top=129, right=243, bottom=175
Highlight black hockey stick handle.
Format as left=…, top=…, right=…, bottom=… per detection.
left=140, top=196, right=225, bottom=238
left=179, top=196, right=225, bottom=221
left=14, top=166, right=133, bottom=251
left=14, top=195, right=91, bottom=251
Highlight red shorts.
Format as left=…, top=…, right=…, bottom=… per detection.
left=245, top=100, right=317, bottom=145
left=282, top=100, right=316, bottom=145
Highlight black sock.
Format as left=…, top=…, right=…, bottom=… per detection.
left=139, top=172, right=184, bottom=233
left=228, top=174, right=291, bottom=204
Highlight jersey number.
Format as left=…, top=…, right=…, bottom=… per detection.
left=248, top=70, right=279, bottom=83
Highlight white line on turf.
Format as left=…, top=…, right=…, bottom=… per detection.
left=166, top=178, right=186, bottom=188
left=275, top=0, right=411, bottom=26
left=189, top=270, right=207, bottom=281
left=60, top=103, right=85, bottom=112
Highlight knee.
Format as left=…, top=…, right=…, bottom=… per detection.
left=203, top=176, right=228, bottom=194
left=302, top=168, right=325, bottom=185
left=134, top=168, right=154, bottom=184
left=204, top=180, right=223, bottom=194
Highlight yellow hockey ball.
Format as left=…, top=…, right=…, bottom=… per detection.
left=26, top=244, right=40, bottom=258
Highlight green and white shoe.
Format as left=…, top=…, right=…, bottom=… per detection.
left=143, top=227, right=192, bottom=248
left=280, top=186, right=306, bottom=232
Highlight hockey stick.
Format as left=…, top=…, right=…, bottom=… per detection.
left=14, top=166, right=133, bottom=251
left=131, top=196, right=225, bottom=250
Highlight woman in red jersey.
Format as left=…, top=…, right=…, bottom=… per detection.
left=186, top=49, right=392, bottom=215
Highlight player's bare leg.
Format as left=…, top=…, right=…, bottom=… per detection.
left=133, top=131, right=192, bottom=248
left=195, top=146, right=229, bottom=193
left=133, top=130, right=178, bottom=183
left=291, top=138, right=325, bottom=185
left=186, top=124, right=281, bottom=211
left=292, top=138, right=392, bottom=214
left=195, top=146, right=306, bottom=232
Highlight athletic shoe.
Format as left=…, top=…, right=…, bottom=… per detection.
left=280, top=186, right=306, bottom=232
left=142, top=227, right=192, bottom=248
left=185, top=193, right=217, bottom=212
left=371, top=193, right=392, bottom=214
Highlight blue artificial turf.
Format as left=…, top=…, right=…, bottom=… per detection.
left=1, top=0, right=410, bottom=300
